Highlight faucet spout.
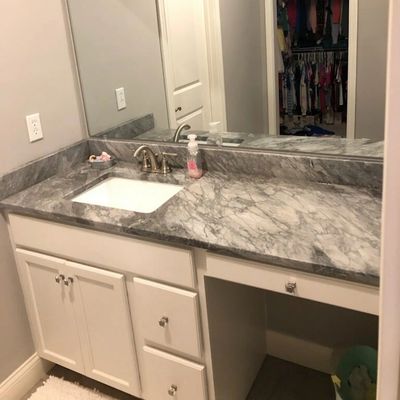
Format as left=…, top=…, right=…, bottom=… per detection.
left=173, top=123, right=191, bottom=143
left=133, top=145, right=159, bottom=172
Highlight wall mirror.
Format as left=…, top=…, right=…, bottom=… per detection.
left=66, top=0, right=388, bottom=159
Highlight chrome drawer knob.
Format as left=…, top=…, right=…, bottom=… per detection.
left=63, top=277, right=74, bottom=286
left=159, top=316, right=169, bottom=328
left=285, top=281, right=297, bottom=294
left=55, top=274, right=65, bottom=284
left=168, top=384, right=178, bottom=396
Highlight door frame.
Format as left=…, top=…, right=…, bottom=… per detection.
left=203, top=0, right=228, bottom=131
left=156, top=0, right=179, bottom=129
left=377, top=0, right=400, bottom=397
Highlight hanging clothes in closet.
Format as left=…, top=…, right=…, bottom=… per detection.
left=277, top=0, right=349, bottom=137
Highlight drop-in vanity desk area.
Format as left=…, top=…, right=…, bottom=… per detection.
left=0, top=139, right=381, bottom=400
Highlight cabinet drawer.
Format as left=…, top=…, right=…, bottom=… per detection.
left=133, top=278, right=202, bottom=358
left=206, top=254, right=379, bottom=315
left=142, top=346, right=207, bottom=400
left=9, top=214, right=195, bottom=288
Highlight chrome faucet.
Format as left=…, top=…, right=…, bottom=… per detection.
left=173, top=123, right=191, bottom=143
left=133, top=145, right=177, bottom=174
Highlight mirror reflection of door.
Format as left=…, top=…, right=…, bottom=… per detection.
left=157, top=0, right=212, bottom=130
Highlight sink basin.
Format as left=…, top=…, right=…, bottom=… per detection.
left=72, top=177, right=183, bottom=213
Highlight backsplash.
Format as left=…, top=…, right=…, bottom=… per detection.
left=0, top=138, right=383, bottom=203
left=89, top=138, right=383, bottom=192
left=0, top=140, right=89, bottom=201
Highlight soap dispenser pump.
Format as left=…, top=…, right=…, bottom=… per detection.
left=187, top=134, right=203, bottom=179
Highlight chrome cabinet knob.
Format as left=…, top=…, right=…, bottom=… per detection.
left=168, top=384, right=178, bottom=396
left=55, top=274, right=65, bottom=284
left=285, top=281, right=297, bottom=294
left=159, top=316, right=169, bottom=327
left=63, top=277, right=74, bottom=286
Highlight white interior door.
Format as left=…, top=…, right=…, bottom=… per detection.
left=158, top=0, right=212, bottom=130
left=15, top=249, right=84, bottom=373
left=66, top=261, right=141, bottom=397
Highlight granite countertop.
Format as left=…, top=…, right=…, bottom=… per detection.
left=0, top=162, right=381, bottom=287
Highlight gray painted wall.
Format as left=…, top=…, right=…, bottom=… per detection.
left=67, top=0, right=169, bottom=136
left=355, top=0, right=389, bottom=140
left=219, top=0, right=269, bottom=135
left=0, top=215, right=34, bottom=382
left=0, top=0, right=86, bottom=382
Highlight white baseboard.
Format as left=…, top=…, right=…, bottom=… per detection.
left=266, top=329, right=334, bottom=374
left=0, top=354, right=54, bottom=400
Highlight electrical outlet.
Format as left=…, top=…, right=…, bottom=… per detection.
left=115, top=87, right=127, bottom=110
left=26, top=113, right=44, bottom=142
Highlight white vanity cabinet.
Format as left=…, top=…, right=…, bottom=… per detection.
left=8, top=213, right=207, bottom=400
left=7, top=213, right=380, bottom=400
left=15, top=248, right=141, bottom=397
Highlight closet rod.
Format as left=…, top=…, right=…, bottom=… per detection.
left=292, top=46, right=348, bottom=53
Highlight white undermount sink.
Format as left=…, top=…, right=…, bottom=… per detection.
left=72, top=177, right=183, bottom=213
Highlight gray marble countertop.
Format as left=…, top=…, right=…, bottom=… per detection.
left=0, top=162, right=381, bottom=287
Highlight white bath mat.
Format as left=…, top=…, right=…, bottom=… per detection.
left=28, top=376, right=117, bottom=400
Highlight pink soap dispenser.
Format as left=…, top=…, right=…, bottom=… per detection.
left=187, top=134, right=203, bottom=179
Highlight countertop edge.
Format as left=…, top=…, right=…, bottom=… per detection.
left=0, top=204, right=380, bottom=289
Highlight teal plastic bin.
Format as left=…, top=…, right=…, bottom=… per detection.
left=331, top=346, right=377, bottom=400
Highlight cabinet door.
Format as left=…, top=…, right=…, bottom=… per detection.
left=66, top=261, right=141, bottom=397
left=15, top=249, right=84, bottom=372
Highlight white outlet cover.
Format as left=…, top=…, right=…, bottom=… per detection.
left=115, top=87, right=127, bottom=110
left=26, top=113, right=43, bottom=142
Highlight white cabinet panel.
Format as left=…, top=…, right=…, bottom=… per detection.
left=67, top=261, right=141, bottom=397
left=133, top=277, right=202, bottom=358
left=206, top=253, right=379, bottom=315
left=9, top=214, right=196, bottom=289
left=16, top=249, right=84, bottom=373
left=142, top=346, right=207, bottom=400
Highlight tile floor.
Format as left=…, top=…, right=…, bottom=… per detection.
left=247, top=357, right=336, bottom=400
left=22, top=356, right=335, bottom=400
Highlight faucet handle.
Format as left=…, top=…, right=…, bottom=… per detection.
left=160, top=152, right=178, bottom=174
left=161, top=152, right=178, bottom=158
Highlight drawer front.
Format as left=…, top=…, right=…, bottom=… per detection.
left=133, top=278, right=202, bottom=358
left=8, top=214, right=195, bottom=288
left=206, top=254, right=380, bottom=315
left=142, top=346, right=207, bottom=400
